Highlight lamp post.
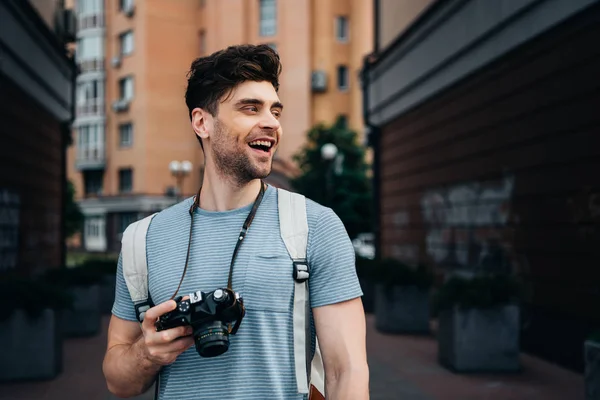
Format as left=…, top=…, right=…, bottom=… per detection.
left=321, top=143, right=343, bottom=205
left=169, top=160, right=192, bottom=201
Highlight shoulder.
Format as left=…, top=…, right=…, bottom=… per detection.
left=276, top=188, right=347, bottom=238
left=125, top=197, right=194, bottom=238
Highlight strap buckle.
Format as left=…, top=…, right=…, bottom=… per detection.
left=134, top=298, right=154, bottom=323
left=293, top=259, right=310, bottom=283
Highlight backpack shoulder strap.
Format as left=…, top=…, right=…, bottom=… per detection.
left=121, top=212, right=158, bottom=323
left=277, top=188, right=325, bottom=399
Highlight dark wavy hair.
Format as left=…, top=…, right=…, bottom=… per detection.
left=185, top=44, right=282, bottom=119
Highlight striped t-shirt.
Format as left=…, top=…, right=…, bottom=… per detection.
left=112, top=185, right=363, bottom=400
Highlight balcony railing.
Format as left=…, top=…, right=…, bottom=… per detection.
left=76, top=99, right=104, bottom=118
left=77, top=58, right=105, bottom=73
left=78, top=13, right=105, bottom=30
left=76, top=146, right=105, bottom=170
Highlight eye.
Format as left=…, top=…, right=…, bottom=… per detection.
left=272, top=109, right=282, bottom=118
left=244, top=106, right=258, bottom=113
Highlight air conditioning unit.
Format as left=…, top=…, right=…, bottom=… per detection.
left=124, top=3, right=135, bottom=17
left=311, top=70, right=327, bottom=92
left=111, top=56, right=121, bottom=68
left=112, top=99, right=130, bottom=112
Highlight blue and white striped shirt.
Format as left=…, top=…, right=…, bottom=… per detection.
left=112, top=185, right=363, bottom=399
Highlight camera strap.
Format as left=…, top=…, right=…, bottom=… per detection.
left=169, top=180, right=267, bottom=300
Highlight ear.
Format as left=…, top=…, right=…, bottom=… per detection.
left=191, top=108, right=211, bottom=142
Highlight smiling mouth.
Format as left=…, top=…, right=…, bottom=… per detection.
left=248, top=140, right=273, bottom=153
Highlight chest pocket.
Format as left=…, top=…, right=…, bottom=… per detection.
left=242, top=253, right=294, bottom=313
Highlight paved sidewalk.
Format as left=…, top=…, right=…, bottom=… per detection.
left=0, top=314, right=585, bottom=399
left=365, top=315, right=584, bottom=400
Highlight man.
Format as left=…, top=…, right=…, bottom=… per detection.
left=103, top=44, right=369, bottom=399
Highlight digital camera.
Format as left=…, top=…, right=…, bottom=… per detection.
left=155, top=288, right=245, bottom=357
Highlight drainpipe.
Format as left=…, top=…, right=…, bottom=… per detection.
left=361, top=55, right=382, bottom=261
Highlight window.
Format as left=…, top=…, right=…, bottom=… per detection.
left=76, top=36, right=104, bottom=61
left=120, top=31, right=134, bottom=56
left=119, top=76, right=134, bottom=100
left=76, top=79, right=104, bottom=115
left=78, top=124, right=105, bottom=161
left=78, top=0, right=103, bottom=15
left=119, top=0, right=134, bottom=11
left=259, top=0, right=277, bottom=36
left=199, top=30, right=206, bottom=55
left=118, top=212, right=137, bottom=233
left=119, top=168, right=133, bottom=193
left=337, top=115, right=348, bottom=129
left=83, top=170, right=103, bottom=195
left=337, top=65, right=349, bottom=91
left=85, top=217, right=104, bottom=237
left=119, top=123, right=133, bottom=147
left=336, top=16, right=349, bottom=42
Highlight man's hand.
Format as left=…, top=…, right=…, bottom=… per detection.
left=138, top=299, right=195, bottom=366
left=103, top=299, right=195, bottom=397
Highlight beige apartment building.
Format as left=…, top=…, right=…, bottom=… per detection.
left=67, top=0, right=372, bottom=253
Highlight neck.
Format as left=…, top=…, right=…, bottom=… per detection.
left=198, top=165, right=263, bottom=212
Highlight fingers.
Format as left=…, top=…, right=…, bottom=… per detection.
left=144, top=336, right=195, bottom=365
left=156, top=326, right=193, bottom=343
left=142, top=300, right=177, bottom=330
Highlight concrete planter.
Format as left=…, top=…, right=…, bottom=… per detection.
left=375, top=284, right=430, bottom=334
left=0, top=309, right=62, bottom=381
left=359, top=278, right=375, bottom=313
left=61, top=284, right=101, bottom=337
left=438, top=304, right=520, bottom=372
left=585, top=340, right=600, bottom=400
left=99, top=275, right=116, bottom=314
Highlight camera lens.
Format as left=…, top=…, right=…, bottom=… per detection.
left=194, top=321, right=229, bottom=357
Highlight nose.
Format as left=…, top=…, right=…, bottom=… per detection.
left=258, top=110, right=280, bottom=131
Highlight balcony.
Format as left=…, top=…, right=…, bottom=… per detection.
left=77, top=58, right=104, bottom=73
left=76, top=99, right=104, bottom=118
left=78, top=13, right=105, bottom=30
left=76, top=146, right=105, bottom=170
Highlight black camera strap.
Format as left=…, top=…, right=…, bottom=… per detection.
left=169, top=181, right=266, bottom=300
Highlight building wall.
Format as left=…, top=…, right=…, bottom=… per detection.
left=68, top=0, right=373, bottom=252
left=377, top=0, right=433, bottom=51
left=70, top=0, right=373, bottom=201
left=378, top=8, right=600, bottom=371
left=0, top=69, right=65, bottom=275
left=29, top=0, right=62, bottom=30
left=0, top=0, right=75, bottom=273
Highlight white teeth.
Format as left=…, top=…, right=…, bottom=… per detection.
left=249, top=140, right=272, bottom=148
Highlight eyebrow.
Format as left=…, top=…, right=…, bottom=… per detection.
left=235, top=98, right=284, bottom=110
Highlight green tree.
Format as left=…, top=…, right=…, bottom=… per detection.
left=65, top=180, right=84, bottom=237
left=290, top=117, right=373, bottom=239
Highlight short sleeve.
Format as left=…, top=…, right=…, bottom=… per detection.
left=111, top=252, right=138, bottom=321
left=307, top=207, right=363, bottom=308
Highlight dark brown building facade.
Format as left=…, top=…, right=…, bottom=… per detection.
left=0, top=1, right=76, bottom=275
left=364, top=0, right=600, bottom=372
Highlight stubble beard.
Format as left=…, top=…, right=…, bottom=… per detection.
left=211, top=119, right=272, bottom=187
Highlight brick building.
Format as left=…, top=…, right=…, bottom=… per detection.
left=67, top=0, right=373, bottom=253
left=363, top=0, right=600, bottom=372
left=0, top=0, right=76, bottom=275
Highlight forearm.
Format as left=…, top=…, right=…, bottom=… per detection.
left=326, top=365, right=370, bottom=400
left=103, top=337, right=161, bottom=398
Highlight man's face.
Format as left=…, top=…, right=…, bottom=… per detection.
left=201, top=81, right=283, bottom=185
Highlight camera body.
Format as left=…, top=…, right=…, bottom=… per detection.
left=156, top=288, right=245, bottom=357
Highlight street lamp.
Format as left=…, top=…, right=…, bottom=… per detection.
left=321, top=143, right=344, bottom=205
left=169, top=160, right=192, bottom=201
